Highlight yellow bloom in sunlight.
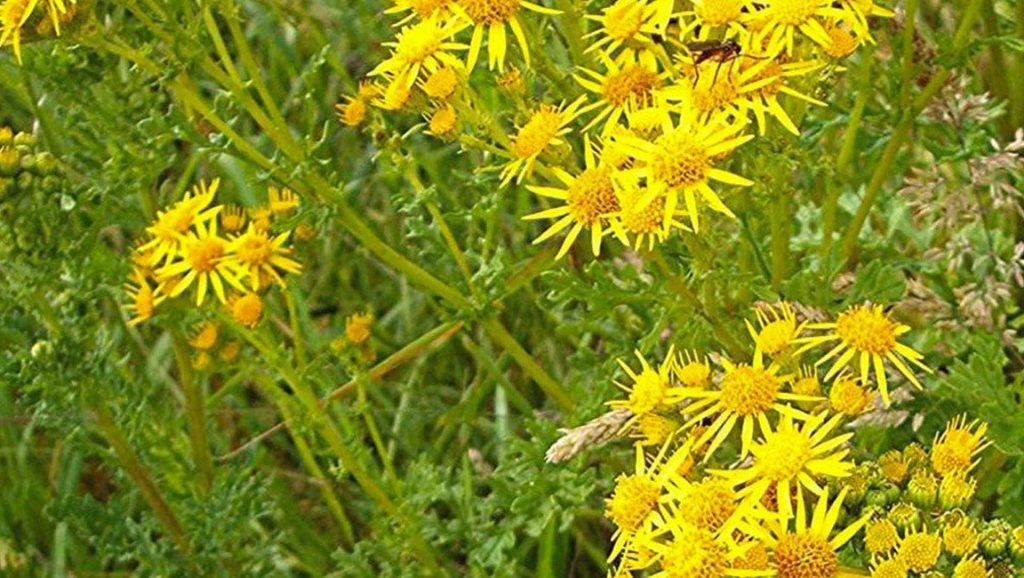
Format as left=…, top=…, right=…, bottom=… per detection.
left=268, top=186, right=299, bottom=216
left=664, top=476, right=744, bottom=534
left=744, top=488, right=870, bottom=578
left=158, top=219, right=246, bottom=306
left=500, top=96, right=586, bottom=186
left=865, top=518, right=899, bottom=556
left=679, top=0, right=748, bottom=40
left=605, top=440, right=694, bottom=562
left=336, top=95, right=368, bottom=126
left=952, top=556, right=988, bottom=578
left=799, top=303, right=932, bottom=405
left=942, top=517, right=979, bottom=558
left=897, top=528, right=941, bottom=573
left=420, top=65, right=461, bottom=99
left=426, top=103, right=459, bottom=137
left=124, top=268, right=164, bottom=326
left=722, top=412, right=854, bottom=523
left=611, top=106, right=753, bottom=232
left=735, top=54, right=826, bottom=136
left=575, top=55, right=665, bottom=135
left=523, top=136, right=620, bottom=258
left=228, top=292, right=263, bottom=328
left=746, top=302, right=805, bottom=364
left=679, top=355, right=815, bottom=460
left=607, top=171, right=691, bottom=251
left=870, top=555, right=908, bottom=578
left=609, top=347, right=683, bottom=429
left=583, top=0, right=674, bottom=66
left=745, top=0, right=846, bottom=55
left=930, top=415, right=989, bottom=478
left=454, top=0, right=561, bottom=71
left=189, top=321, right=219, bottom=350
left=674, top=350, right=711, bottom=389
left=822, top=24, right=861, bottom=59
left=139, top=179, right=222, bottom=267
left=370, top=17, right=467, bottom=88
left=228, top=224, right=303, bottom=291
left=791, top=366, right=822, bottom=398
left=375, top=70, right=416, bottom=110
left=828, top=372, right=872, bottom=416
left=345, top=312, right=374, bottom=345
left=220, top=204, right=247, bottom=234
left=633, top=413, right=677, bottom=446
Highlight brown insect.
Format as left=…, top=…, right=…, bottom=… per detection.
left=686, top=39, right=750, bottom=88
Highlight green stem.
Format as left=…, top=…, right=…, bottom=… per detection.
left=170, top=330, right=214, bottom=493
left=92, top=404, right=191, bottom=555
left=479, top=318, right=575, bottom=413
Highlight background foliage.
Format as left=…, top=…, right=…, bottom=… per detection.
left=1, top=0, right=1023, bottom=576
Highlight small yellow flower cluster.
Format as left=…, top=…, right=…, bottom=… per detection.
left=0, top=0, right=79, bottom=62
left=187, top=321, right=241, bottom=371
left=846, top=418, right=1017, bottom=578
left=353, top=0, right=892, bottom=259
left=124, top=179, right=304, bottom=328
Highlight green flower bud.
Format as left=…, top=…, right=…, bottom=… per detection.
left=939, top=472, right=976, bottom=510
left=16, top=171, right=34, bottom=192
left=887, top=502, right=920, bottom=531
left=843, top=473, right=869, bottom=506
left=34, top=151, right=60, bottom=175
left=41, top=176, right=62, bottom=194
left=0, top=177, right=14, bottom=199
left=979, top=519, right=1011, bottom=558
left=12, top=132, right=36, bottom=148
left=908, top=469, right=938, bottom=509
left=19, top=153, right=37, bottom=173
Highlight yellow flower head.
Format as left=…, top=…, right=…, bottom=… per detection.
left=268, top=186, right=299, bottom=216
left=426, top=103, right=459, bottom=137
left=220, top=204, right=247, bottom=234
left=583, top=0, right=675, bottom=65
left=575, top=54, right=665, bottom=135
left=454, top=0, right=561, bottom=71
left=723, top=412, right=853, bottom=522
left=610, top=105, right=753, bottom=232
left=158, top=218, right=246, bottom=306
left=953, top=555, right=988, bottom=578
left=385, top=0, right=452, bottom=25
left=864, top=518, right=899, bottom=555
left=420, top=65, right=461, bottom=99
left=0, top=0, right=72, bottom=63
left=228, top=224, right=303, bottom=291
left=500, top=96, right=587, bottom=186
left=746, top=302, right=805, bottom=363
left=369, top=17, right=467, bottom=88
left=870, top=556, right=908, bottom=578
left=139, top=179, right=222, bottom=267
left=609, top=347, right=682, bottom=428
left=228, top=292, right=263, bottom=328
left=800, top=303, right=932, bottom=405
left=792, top=366, right=822, bottom=397
left=336, top=96, right=368, bottom=127
left=523, top=136, right=620, bottom=258
left=189, top=321, right=219, bottom=350
left=124, top=268, right=165, bottom=326
left=679, top=0, right=749, bottom=40
left=674, top=350, right=712, bottom=389
left=828, top=373, right=872, bottom=416
left=345, top=312, right=374, bottom=345
left=931, top=415, right=989, bottom=478
left=745, top=0, right=846, bottom=55
left=633, top=413, right=677, bottom=446
left=939, top=471, right=978, bottom=510
left=943, top=517, right=979, bottom=558
left=897, top=527, right=941, bottom=573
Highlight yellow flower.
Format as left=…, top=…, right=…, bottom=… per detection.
left=744, top=488, right=870, bottom=578
left=227, top=224, right=302, bottom=291
left=420, top=65, right=461, bottom=99
left=124, top=268, right=164, bottom=326
left=746, top=302, right=804, bottom=363
left=454, top=0, right=560, bottom=71
left=664, top=476, right=744, bottom=533
left=189, top=321, right=219, bottom=350
left=674, top=350, right=712, bottom=388
left=799, top=304, right=932, bottom=405
left=610, top=105, right=753, bottom=232
left=157, top=219, right=247, bottom=306
left=823, top=24, right=861, bottom=58
left=607, top=171, right=692, bottom=250
left=953, top=555, right=988, bottom=578
left=679, top=0, right=748, bottom=40
left=583, top=0, right=675, bottom=65
left=220, top=204, right=247, bottom=234
left=745, top=0, right=847, bottom=55
left=426, top=103, right=459, bottom=137
left=870, top=556, right=908, bottom=578
left=336, top=96, right=368, bottom=126
left=369, top=17, right=467, bottom=88
left=734, top=51, right=826, bottom=136
left=939, top=470, right=977, bottom=509
left=828, top=373, right=872, bottom=416
left=575, top=55, right=665, bottom=135
left=385, top=0, right=452, bottom=25
left=633, top=413, right=677, bottom=446
left=268, top=186, right=299, bottom=216
left=792, top=366, right=822, bottom=397
left=228, top=292, right=263, bottom=327
left=896, top=527, right=941, bottom=573
left=345, top=312, right=374, bottom=345
left=943, top=517, right=979, bottom=558
left=864, top=518, right=899, bottom=555
left=606, top=440, right=693, bottom=562
left=523, top=136, right=620, bottom=258
left=721, top=412, right=854, bottom=523
left=609, top=348, right=683, bottom=428
left=836, top=0, right=893, bottom=40
left=375, top=71, right=416, bottom=111
left=220, top=340, right=241, bottom=362
left=139, top=179, right=222, bottom=267
left=930, top=415, right=989, bottom=477
left=678, top=355, right=814, bottom=460
left=877, top=450, right=909, bottom=484
left=500, top=96, right=586, bottom=186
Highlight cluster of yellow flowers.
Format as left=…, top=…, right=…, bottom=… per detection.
left=346, top=0, right=892, bottom=258
left=124, top=180, right=304, bottom=329
left=0, top=0, right=80, bottom=62
left=601, top=301, right=935, bottom=577
left=853, top=417, right=1021, bottom=578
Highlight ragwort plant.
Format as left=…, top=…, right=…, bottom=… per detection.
left=1, top=0, right=1023, bottom=576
